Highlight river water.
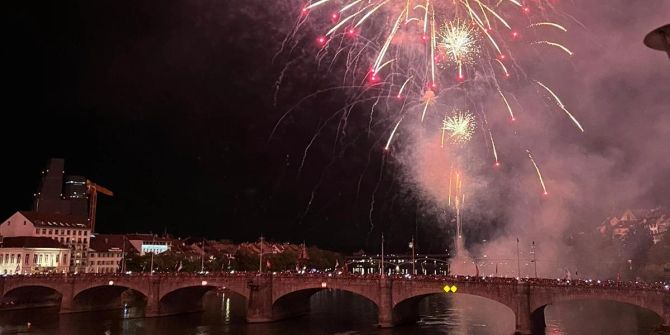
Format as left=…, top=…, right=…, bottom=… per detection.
left=0, top=291, right=661, bottom=335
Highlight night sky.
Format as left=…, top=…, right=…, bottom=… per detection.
left=5, top=1, right=669, bottom=255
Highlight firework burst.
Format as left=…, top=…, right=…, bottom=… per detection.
left=442, top=110, right=475, bottom=145
left=275, top=0, right=584, bottom=197
left=437, top=20, right=480, bottom=80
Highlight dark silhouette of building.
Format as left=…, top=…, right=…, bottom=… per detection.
left=32, top=158, right=88, bottom=218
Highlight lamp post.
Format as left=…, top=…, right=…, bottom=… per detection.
left=409, top=236, right=415, bottom=276
left=516, top=237, right=520, bottom=278
left=258, top=236, right=264, bottom=273
left=531, top=241, right=537, bottom=278
left=380, top=233, right=385, bottom=278
left=149, top=235, right=156, bottom=274
left=200, top=241, right=205, bottom=273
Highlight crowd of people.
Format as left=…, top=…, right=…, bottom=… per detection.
left=4, top=270, right=667, bottom=291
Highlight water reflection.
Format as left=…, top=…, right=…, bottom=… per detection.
left=0, top=290, right=660, bottom=335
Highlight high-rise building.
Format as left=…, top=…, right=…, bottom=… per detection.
left=32, top=159, right=89, bottom=218
left=33, top=158, right=69, bottom=215
left=64, top=176, right=89, bottom=217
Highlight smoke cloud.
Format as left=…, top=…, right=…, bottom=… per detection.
left=403, top=0, right=670, bottom=278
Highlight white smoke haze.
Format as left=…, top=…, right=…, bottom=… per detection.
left=400, top=0, right=670, bottom=278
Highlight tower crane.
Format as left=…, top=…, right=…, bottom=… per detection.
left=86, top=180, right=113, bottom=233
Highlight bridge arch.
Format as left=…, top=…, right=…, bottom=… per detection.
left=531, top=294, right=667, bottom=332
left=72, top=284, right=148, bottom=312
left=392, top=291, right=517, bottom=327
left=389, top=279, right=521, bottom=329
left=272, top=287, right=379, bottom=322
left=2, top=285, right=63, bottom=308
left=158, top=284, right=248, bottom=316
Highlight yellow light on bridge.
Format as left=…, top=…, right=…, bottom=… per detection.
left=108, top=281, right=114, bottom=286
left=443, top=284, right=457, bottom=293
left=321, top=282, right=327, bottom=288
left=202, top=280, right=208, bottom=286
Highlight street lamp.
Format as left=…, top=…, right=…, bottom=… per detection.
left=408, top=236, right=415, bottom=276
left=258, top=236, right=264, bottom=273
left=644, top=24, right=670, bottom=59
left=380, top=234, right=385, bottom=278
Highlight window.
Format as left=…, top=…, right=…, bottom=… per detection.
left=38, top=254, right=43, bottom=264
left=33, top=254, right=37, bottom=264
left=10, top=254, right=15, bottom=264
left=66, top=237, right=70, bottom=243
left=36, top=229, right=40, bottom=234
left=16, top=254, right=21, bottom=264
left=67, top=230, right=70, bottom=235
left=25, top=255, right=29, bottom=265
left=23, top=220, right=26, bottom=225
left=0, top=254, right=3, bottom=265
left=48, top=229, right=52, bottom=235
left=42, top=229, right=46, bottom=234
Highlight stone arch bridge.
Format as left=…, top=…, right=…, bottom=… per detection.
left=0, top=273, right=667, bottom=334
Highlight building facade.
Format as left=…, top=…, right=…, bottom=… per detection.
left=87, top=234, right=124, bottom=273
left=0, top=211, right=90, bottom=272
left=126, top=234, right=172, bottom=256
left=0, top=237, right=70, bottom=274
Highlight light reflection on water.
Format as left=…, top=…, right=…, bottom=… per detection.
left=0, top=291, right=660, bottom=335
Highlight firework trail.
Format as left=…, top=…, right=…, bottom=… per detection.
left=535, top=80, right=584, bottom=132
left=526, top=149, right=548, bottom=195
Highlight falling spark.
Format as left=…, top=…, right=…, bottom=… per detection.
left=528, top=22, right=567, bottom=32
left=535, top=81, right=584, bottom=132
left=497, top=88, right=515, bottom=121
left=526, top=149, right=548, bottom=195
left=385, top=117, right=404, bottom=150
left=532, top=41, right=574, bottom=56
left=489, top=130, right=499, bottom=166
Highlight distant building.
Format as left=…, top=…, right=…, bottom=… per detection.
left=346, top=254, right=450, bottom=276
left=87, top=234, right=126, bottom=273
left=598, top=208, right=670, bottom=244
left=0, top=236, right=71, bottom=274
left=0, top=211, right=90, bottom=272
left=126, top=234, right=172, bottom=255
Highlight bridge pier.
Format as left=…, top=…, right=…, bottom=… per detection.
left=246, top=275, right=274, bottom=323
left=513, top=283, right=532, bottom=335
left=58, top=278, right=75, bottom=314
left=377, top=277, right=394, bottom=328
left=144, top=276, right=162, bottom=317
